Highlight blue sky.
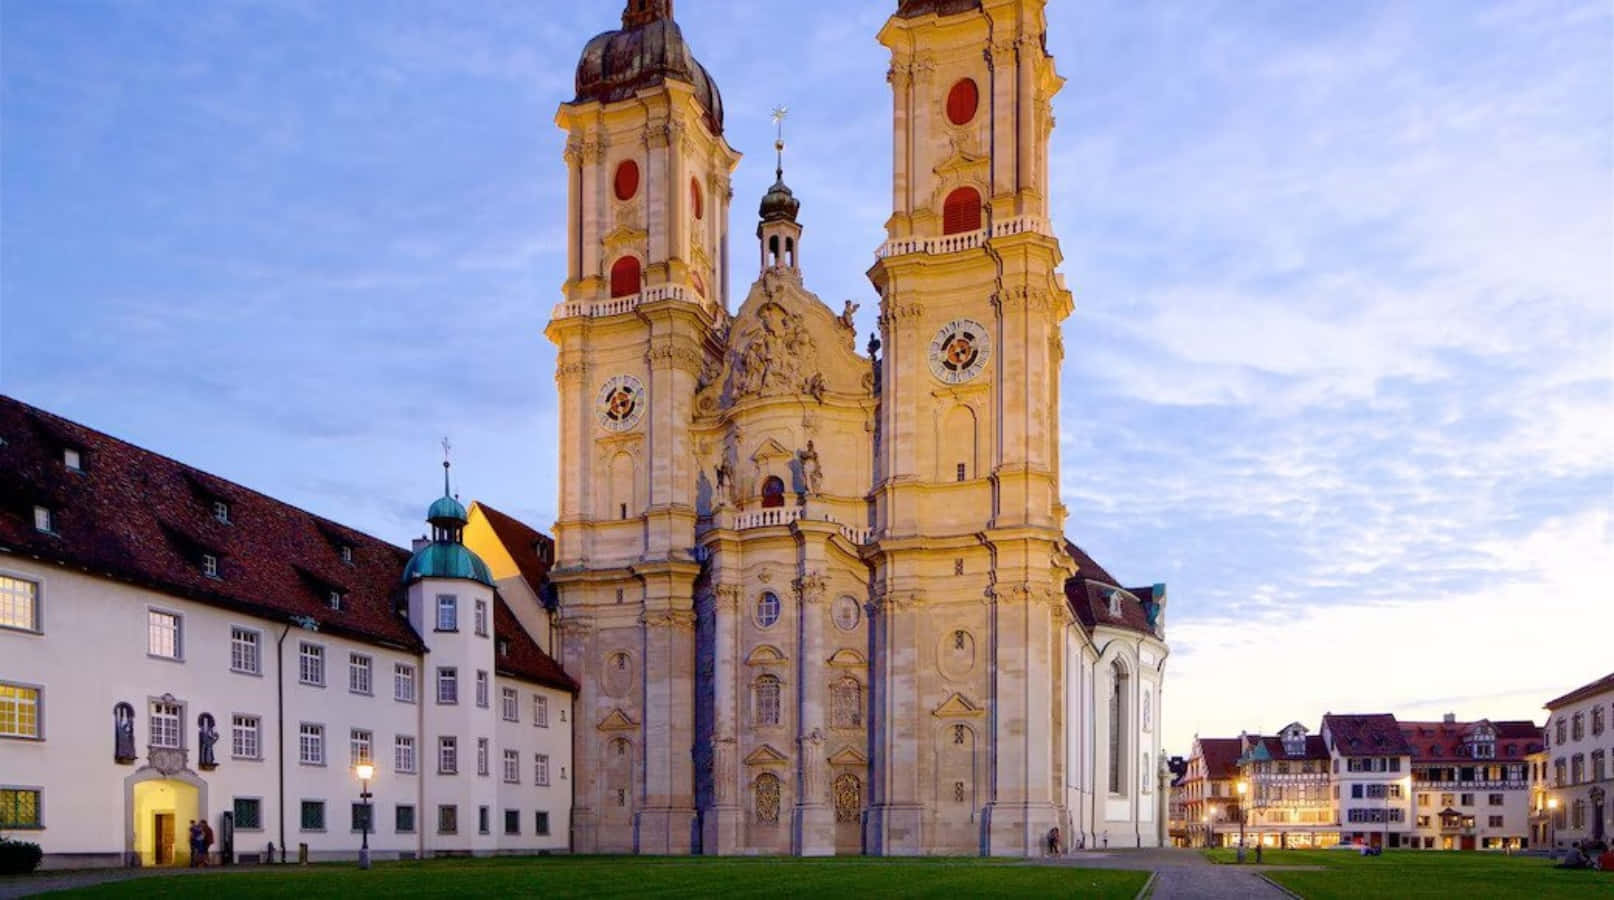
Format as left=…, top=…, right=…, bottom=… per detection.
left=3, top=0, right=1609, bottom=755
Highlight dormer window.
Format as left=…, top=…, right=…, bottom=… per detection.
left=213, top=500, right=231, bottom=524
left=497, top=638, right=510, bottom=658
left=63, top=448, right=82, bottom=471
left=202, top=553, right=219, bottom=578
left=1107, top=590, right=1121, bottom=618
left=327, top=590, right=344, bottom=611
left=32, top=505, right=53, bottom=534
left=340, top=544, right=354, bottom=564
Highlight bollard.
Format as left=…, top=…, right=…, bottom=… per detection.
left=298, top=842, right=309, bottom=865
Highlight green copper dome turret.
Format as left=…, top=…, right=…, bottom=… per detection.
left=403, top=452, right=493, bottom=588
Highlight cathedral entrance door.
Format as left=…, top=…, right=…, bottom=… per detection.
left=154, top=813, right=175, bottom=865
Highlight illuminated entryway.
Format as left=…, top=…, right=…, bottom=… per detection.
left=125, top=771, right=206, bottom=867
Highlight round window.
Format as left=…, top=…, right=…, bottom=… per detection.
left=756, top=591, right=781, bottom=628
left=946, top=78, right=979, bottom=126
left=613, top=159, right=640, bottom=201
left=833, top=595, right=861, bottom=631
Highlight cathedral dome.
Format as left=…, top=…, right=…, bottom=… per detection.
left=402, top=541, right=494, bottom=588
left=574, top=1, right=725, bottom=136
left=894, top=0, right=982, bottom=17
left=758, top=177, right=800, bottom=225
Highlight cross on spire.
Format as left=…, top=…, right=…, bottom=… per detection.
left=441, top=436, right=452, bottom=496
left=771, top=105, right=789, bottom=181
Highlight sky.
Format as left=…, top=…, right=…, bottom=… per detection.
left=2, top=0, right=1610, bottom=758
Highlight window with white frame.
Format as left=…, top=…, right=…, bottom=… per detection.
left=213, top=500, right=230, bottom=524
left=201, top=553, right=218, bottom=578
left=299, top=642, right=324, bottom=686
left=437, top=667, right=457, bottom=704
left=394, top=663, right=416, bottom=703
left=503, top=749, right=519, bottom=783
left=536, top=753, right=550, bottom=786
left=63, top=447, right=81, bottom=470
left=351, top=728, right=372, bottom=766
left=0, top=683, right=42, bottom=738
left=33, top=505, right=52, bottom=533
left=340, top=544, right=354, bottom=564
left=230, top=627, right=260, bottom=674
left=231, top=715, right=260, bottom=759
left=477, top=738, right=489, bottom=776
left=438, top=736, right=457, bottom=774
left=501, top=687, right=518, bottom=722
left=474, top=598, right=488, bottom=636
left=436, top=594, right=457, bottom=631
left=150, top=700, right=181, bottom=749
left=299, top=723, right=324, bottom=765
left=1, top=788, right=42, bottom=829
left=0, top=576, right=39, bottom=632
left=534, top=695, right=549, bottom=728
left=754, top=675, right=781, bottom=727
left=349, top=654, right=372, bottom=695
left=395, top=735, right=417, bottom=773
left=327, top=590, right=343, bottom=611
left=476, top=671, right=489, bottom=708
left=148, top=610, right=182, bottom=659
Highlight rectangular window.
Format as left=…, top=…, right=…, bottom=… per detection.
left=1572, top=713, right=1584, bottom=741
left=501, top=687, right=518, bottom=722
left=503, top=749, right=520, bottom=784
left=475, top=598, right=488, bottom=636
left=479, top=805, right=490, bottom=835
left=1460, top=793, right=1474, bottom=806
left=536, top=753, right=550, bottom=787
left=327, top=590, right=344, bottom=611
left=0, top=683, right=42, bottom=738
left=395, top=735, right=416, bottom=774
left=150, top=700, right=181, bottom=749
left=299, top=723, right=324, bottom=765
left=349, top=654, right=372, bottom=695
left=0, top=788, right=42, bottom=829
left=477, top=738, right=489, bottom=776
left=395, top=804, right=416, bottom=834
left=350, top=729, right=372, bottom=766
left=534, top=695, right=549, bottom=728
left=230, top=627, right=260, bottom=674
left=213, top=500, right=231, bottom=524
left=437, top=667, right=457, bottom=704
left=0, top=576, right=39, bottom=632
left=351, top=802, right=372, bottom=833
left=299, top=642, right=325, bottom=686
left=1489, top=815, right=1504, bottom=828
left=504, top=809, right=520, bottom=836
left=340, top=544, right=354, bottom=564
left=233, top=797, right=262, bottom=830
left=63, top=448, right=81, bottom=470
left=394, top=663, right=416, bottom=703
left=201, top=553, right=218, bottom=578
left=300, top=800, right=325, bottom=831
left=33, top=505, right=52, bottom=533
left=231, top=715, right=261, bottom=759
left=1351, top=784, right=1363, bottom=799
left=148, top=610, right=182, bottom=659
left=536, top=811, right=550, bottom=836
left=475, top=670, right=489, bottom=708
left=438, top=736, right=457, bottom=774
left=955, top=462, right=967, bottom=482
left=437, top=804, right=457, bottom=834
left=436, top=594, right=457, bottom=631
left=1489, top=793, right=1504, bottom=806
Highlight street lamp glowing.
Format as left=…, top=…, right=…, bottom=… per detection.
left=1547, top=797, right=1559, bottom=810
left=1237, top=780, right=1248, bottom=796
left=355, top=763, right=375, bottom=781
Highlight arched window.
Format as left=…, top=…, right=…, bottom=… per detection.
left=785, top=236, right=795, bottom=268
left=755, top=591, right=781, bottom=628
left=833, top=773, right=862, bottom=823
left=831, top=677, right=862, bottom=729
left=754, top=772, right=782, bottom=823
left=942, top=187, right=982, bottom=235
left=1142, top=752, right=1152, bottom=794
left=690, top=177, right=704, bottom=220
left=761, top=475, right=786, bottom=508
left=767, top=234, right=780, bottom=268
left=754, top=674, right=781, bottom=727
left=610, top=256, right=642, bottom=298
left=1109, top=660, right=1128, bottom=795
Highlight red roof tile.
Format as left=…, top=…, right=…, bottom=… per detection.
left=1322, top=713, right=1414, bottom=756
left=1243, top=734, right=1330, bottom=761
left=1398, top=719, right=1543, bottom=763
left=475, top=503, right=555, bottom=602
left=493, top=594, right=577, bottom=693
left=1545, top=672, right=1614, bottom=710
left=1196, top=737, right=1245, bottom=778
left=1063, top=541, right=1160, bottom=638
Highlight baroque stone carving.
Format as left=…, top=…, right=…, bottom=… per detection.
left=794, top=572, right=828, bottom=605
left=834, top=773, right=862, bottom=823
left=730, top=301, right=819, bottom=399
left=642, top=610, right=697, bottom=631
left=113, top=702, right=137, bottom=764
left=797, top=441, right=823, bottom=495
left=197, top=713, right=219, bottom=770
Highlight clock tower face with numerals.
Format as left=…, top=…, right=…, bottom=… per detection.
left=596, top=375, right=646, bottom=432
left=927, top=318, right=991, bottom=385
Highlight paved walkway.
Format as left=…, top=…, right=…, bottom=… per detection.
left=0, top=865, right=266, bottom=899
left=1032, top=848, right=1309, bottom=899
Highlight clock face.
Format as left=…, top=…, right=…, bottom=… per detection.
left=596, top=375, right=646, bottom=432
left=928, top=318, right=991, bottom=384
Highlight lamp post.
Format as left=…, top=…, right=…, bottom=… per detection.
left=1237, top=780, right=1249, bottom=863
left=355, top=762, right=374, bottom=870
left=1547, top=797, right=1559, bottom=856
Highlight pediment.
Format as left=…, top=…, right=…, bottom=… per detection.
left=750, top=437, right=794, bottom=463
left=744, top=744, right=790, bottom=766
left=826, top=648, right=867, bottom=669
left=932, top=148, right=988, bottom=180
left=745, top=644, right=788, bottom=666
left=597, top=708, right=639, bottom=731
left=601, top=223, right=647, bottom=249
left=827, top=745, right=868, bottom=767
left=932, top=692, right=985, bottom=718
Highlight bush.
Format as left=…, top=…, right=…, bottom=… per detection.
left=0, top=837, right=44, bottom=875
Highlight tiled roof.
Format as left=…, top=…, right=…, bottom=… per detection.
left=1196, top=737, right=1245, bottom=779
left=1398, top=719, right=1543, bottom=763
left=1322, top=713, right=1414, bottom=756
left=493, top=594, right=577, bottom=694
left=1063, top=541, right=1159, bottom=638
left=1244, top=734, right=1330, bottom=761
left=475, top=502, right=555, bottom=602
left=1545, top=672, right=1614, bottom=710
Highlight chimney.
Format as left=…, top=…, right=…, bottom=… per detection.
left=1443, top=713, right=1456, bottom=724
left=413, top=535, right=430, bottom=552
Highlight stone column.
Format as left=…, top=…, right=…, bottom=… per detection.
left=868, top=588, right=925, bottom=854
left=635, top=562, right=700, bottom=854
left=792, top=573, right=834, bottom=855
left=702, top=583, right=743, bottom=854
left=558, top=615, right=598, bottom=851
left=985, top=581, right=1062, bottom=856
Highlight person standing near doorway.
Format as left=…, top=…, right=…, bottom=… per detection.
left=200, top=818, right=215, bottom=867
left=187, top=820, right=202, bottom=867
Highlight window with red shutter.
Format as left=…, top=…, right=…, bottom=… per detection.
left=609, top=256, right=641, bottom=297
left=613, top=160, right=640, bottom=201
left=946, top=79, right=979, bottom=126
left=690, top=177, right=704, bottom=220
left=942, top=187, right=981, bottom=235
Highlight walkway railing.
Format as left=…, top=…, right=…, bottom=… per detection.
left=551, top=284, right=724, bottom=322
left=874, top=215, right=1049, bottom=259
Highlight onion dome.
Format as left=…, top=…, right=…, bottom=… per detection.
left=573, top=1, right=725, bottom=136
left=402, top=455, right=493, bottom=588
left=759, top=177, right=800, bottom=225
left=895, top=0, right=982, bottom=16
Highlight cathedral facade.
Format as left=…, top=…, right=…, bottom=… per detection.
left=546, top=0, right=1170, bottom=856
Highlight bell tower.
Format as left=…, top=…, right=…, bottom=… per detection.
left=546, top=0, right=741, bottom=855
left=866, top=0, right=1075, bottom=856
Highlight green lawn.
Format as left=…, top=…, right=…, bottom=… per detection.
left=1204, top=848, right=1614, bottom=899
left=38, top=856, right=1148, bottom=899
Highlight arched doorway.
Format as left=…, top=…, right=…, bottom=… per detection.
left=125, top=770, right=206, bottom=866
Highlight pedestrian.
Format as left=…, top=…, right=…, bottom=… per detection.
left=1102, top=830, right=1109, bottom=849
left=187, top=820, right=201, bottom=867
left=200, top=818, right=215, bottom=867
left=1046, top=826, right=1061, bottom=856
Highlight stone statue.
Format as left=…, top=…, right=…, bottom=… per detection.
left=866, top=332, right=881, bottom=358
left=721, top=430, right=742, bottom=504
left=800, top=728, right=826, bottom=803
left=805, top=371, right=826, bottom=404
left=731, top=302, right=816, bottom=399
left=798, top=441, right=823, bottom=495
left=114, top=702, right=136, bottom=764
left=837, top=300, right=858, bottom=330
left=198, top=713, right=219, bottom=769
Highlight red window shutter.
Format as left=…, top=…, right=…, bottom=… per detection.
left=690, top=177, right=704, bottom=220
left=942, top=187, right=981, bottom=235
left=613, top=160, right=640, bottom=201
left=946, top=78, right=979, bottom=126
left=609, top=257, right=641, bottom=297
